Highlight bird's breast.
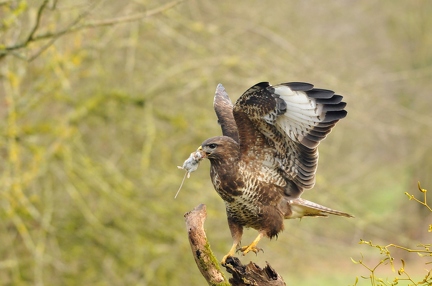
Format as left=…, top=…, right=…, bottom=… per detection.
left=225, top=195, right=262, bottom=229
left=210, top=169, right=243, bottom=203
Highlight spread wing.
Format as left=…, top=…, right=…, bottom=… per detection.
left=213, top=84, right=239, bottom=143
left=233, top=81, right=347, bottom=195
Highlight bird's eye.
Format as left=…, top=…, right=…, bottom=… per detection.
left=208, top=143, right=217, bottom=149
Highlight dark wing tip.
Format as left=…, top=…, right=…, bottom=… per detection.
left=282, top=82, right=314, bottom=91
left=322, top=110, right=347, bottom=123
left=253, top=82, right=271, bottom=89
left=322, top=102, right=347, bottom=112
left=297, top=88, right=347, bottom=148
left=306, top=88, right=335, bottom=99
left=315, top=94, right=343, bottom=104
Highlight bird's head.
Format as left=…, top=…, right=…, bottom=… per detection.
left=198, top=136, right=239, bottom=161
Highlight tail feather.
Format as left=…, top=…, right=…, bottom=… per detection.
left=287, top=198, right=354, bottom=219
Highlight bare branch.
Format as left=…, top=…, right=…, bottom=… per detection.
left=26, top=0, right=49, bottom=43
left=27, top=2, right=94, bottom=62
left=29, top=0, right=184, bottom=44
left=184, top=204, right=230, bottom=286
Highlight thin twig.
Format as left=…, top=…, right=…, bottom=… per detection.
left=27, top=2, right=93, bottom=62
left=26, top=0, right=49, bottom=42
left=386, top=244, right=432, bottom=255
left=69, top=0, right=184, bottom=29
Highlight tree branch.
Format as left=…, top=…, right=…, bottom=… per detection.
left=184, top=204, right=286, bottom=286
left=0, top=0, right=184, bottom=61
left=31, top=0, right=184, bottom=42
left=26, top=0, right=49, bottom=43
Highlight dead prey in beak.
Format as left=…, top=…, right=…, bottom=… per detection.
left=175, top=148, right=205, bottom=198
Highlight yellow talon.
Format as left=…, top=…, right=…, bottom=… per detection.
left=238, top=244, right=263, bottom=255
left=237, top=232, right=264, bottom=256
left=221, top=242, right=238, bottom=265
left=221, top=232, right=265, bottom=264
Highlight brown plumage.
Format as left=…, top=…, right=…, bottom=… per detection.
left=197, top=82, right=353, bottom=264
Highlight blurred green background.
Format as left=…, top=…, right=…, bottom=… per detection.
left=1, top=0, right=431, bottom=285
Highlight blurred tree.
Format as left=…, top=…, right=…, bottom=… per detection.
left=1, top=0, right=432, bottom=285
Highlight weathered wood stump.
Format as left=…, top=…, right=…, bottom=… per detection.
left=184, top=204, right=286, bottom=285
left=224, top=257, right=286, bottom=286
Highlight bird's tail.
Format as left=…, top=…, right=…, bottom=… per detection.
left=286, top=198, right=354, bottom=219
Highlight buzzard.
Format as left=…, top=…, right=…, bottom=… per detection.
left=189, top=82, right=353, bottom=264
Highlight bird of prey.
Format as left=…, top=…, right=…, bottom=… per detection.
left=192, top=82, right=353, bottom=264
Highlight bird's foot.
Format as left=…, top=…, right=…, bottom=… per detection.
left=237, top=244, right=263, bottom=256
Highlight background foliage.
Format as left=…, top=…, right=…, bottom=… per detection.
left=1, top=0, right=431, bottom=285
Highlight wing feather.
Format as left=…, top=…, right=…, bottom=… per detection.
left=213, top=84, right=239, bottom=143
left=233, top=81, right=347, bottom=196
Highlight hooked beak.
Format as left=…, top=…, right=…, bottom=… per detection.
left=197, top=145, right=207, bottom=158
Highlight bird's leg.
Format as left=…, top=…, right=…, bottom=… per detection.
left=238, top=232, right=264, bottom=256
left=221, top=218, right=243, bottom=265
left=221, top=241, right=240, bottom=265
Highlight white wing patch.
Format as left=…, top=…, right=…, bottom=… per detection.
left=273, top=85, right=323, bottom=144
